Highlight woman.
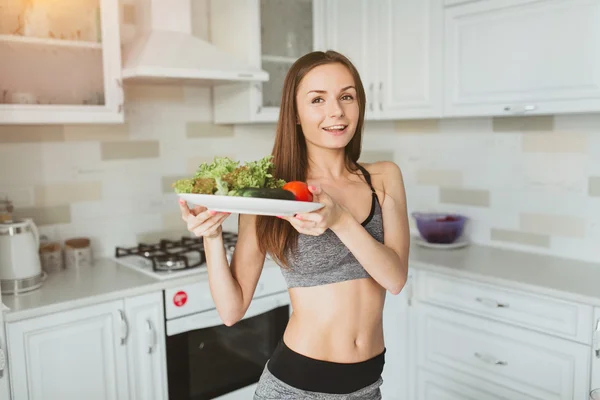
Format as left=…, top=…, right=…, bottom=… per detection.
left=179, top=50, right=410, bottom=399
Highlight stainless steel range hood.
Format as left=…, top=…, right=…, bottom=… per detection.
left=121, top=0, right=269, bottom=85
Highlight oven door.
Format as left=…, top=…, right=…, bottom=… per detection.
left=165, top=292, right=290, bottom=400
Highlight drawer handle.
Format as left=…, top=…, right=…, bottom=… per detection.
left=474, top=352, right=507, bottom=366
left=594, top=318, right=600, bottom=358
left=476, top=297, right=509, bottom=308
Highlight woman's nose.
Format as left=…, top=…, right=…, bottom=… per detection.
left=328, top=100, right=344, bottom=117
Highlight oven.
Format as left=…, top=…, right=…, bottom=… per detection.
left=163, top=265, right=290, bottom=400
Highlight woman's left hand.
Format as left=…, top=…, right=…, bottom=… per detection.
left=279, top=185, right=348, bottom=236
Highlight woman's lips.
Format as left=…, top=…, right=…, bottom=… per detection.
left=322, top=124, right=348, bottom=136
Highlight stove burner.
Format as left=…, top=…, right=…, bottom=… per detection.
left=115, top=232, right=238, bottom=272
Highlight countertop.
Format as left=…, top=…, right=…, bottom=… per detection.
left=2, top=241, right=600, bottom=323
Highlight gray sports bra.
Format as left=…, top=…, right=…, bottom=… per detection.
left=280, top=164, right=384, bottom=288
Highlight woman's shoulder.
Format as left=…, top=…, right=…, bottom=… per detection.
left=358, top=160, right=404, bottom=188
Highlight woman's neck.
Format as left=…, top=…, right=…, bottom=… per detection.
left=306, top=147, right=349, bottom=180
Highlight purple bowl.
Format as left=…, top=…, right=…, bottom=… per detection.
left=412, top=212, right=467, bottom=244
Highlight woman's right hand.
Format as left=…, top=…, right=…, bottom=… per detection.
left=179, top=198, right=231, bottom=238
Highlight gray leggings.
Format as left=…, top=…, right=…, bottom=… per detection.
left=253, top=362, right=383, bottom=399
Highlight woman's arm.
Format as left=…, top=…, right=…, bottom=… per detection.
left=331, top=162, right=409, bottom=294
left=180, top=202, right=266, bottom=325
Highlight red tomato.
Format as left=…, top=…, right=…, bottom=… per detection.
left=282, top=181, right=313, bottom=202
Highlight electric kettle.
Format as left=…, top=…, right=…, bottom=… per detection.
left=0, top=218, right=44, bottom=294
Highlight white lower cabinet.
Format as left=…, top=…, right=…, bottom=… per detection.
left=124, top=292, right=168, bottom=400
left=381, top=275, right=414, bottom=400
left=6, top=292, right=167, bottom=400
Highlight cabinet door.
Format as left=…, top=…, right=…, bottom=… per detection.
left=0, top=297, right=10, bottom=399
left=6, top=301, right=129, bottom=400
left=417, top=303, right=590, bottom=400
left=416, top=368, right=538, bottom=400
left=380, top=276, right=414, bottom=400
left=0, top=0, right=124, bottom=124
left=592, top=308, right=600, bottom=396
left=444, top=0, right=600, bottom=117
left=323, top=0, right=378, bottom=120
left=125, top=292, right=168, bottom=400
left=211, top=0, right=325, bottom=124
left=377, top=0, right=443, bottom=119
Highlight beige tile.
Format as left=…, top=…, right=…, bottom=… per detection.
left=0, top=125, right=64, bottom=143
left=137, top=229, right=188, bottom=244
left=122, top=4, right=135, bottom=24
left=417, top=169, right=462, bottom=187
left=186, top=122, right=234, bottom=138
left=101, top=141, right=159, bottom=160
left=394, top=119, right=439, bottom=134
left=522, top=133, right=587, bottom=153
left=163, top=175, right=189, bottom=193
left=490, top=228, right=550, bottom=248
left=64, top=124, right=130, bottom=141
left=440, top=188, right=490, bottom=207
left=186, top=154, right=236, bottom=174
left=520, top=213, right=585, bottom=238
left=493, top=116, right=554, bottom=132
left=359, top=151, right=394, bottom=163
left=35, top=182, right=102, bottom=206
left=590, top=176, right=600, bottom=197
left=13, top=205, right=71, bottom=226
left=162, top=211, right=185, bottom=230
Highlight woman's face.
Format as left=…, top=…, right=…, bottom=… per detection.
left=295, top=63, right=359, bottom=150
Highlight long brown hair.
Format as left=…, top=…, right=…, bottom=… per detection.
left=256, top=50, right=367, bottom=267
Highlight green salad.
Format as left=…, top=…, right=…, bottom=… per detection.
left=173, top=155, right=286, bottom=196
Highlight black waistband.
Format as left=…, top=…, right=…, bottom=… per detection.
left=267, top=340, right=385, bottom=394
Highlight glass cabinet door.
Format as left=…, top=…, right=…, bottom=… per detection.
left=0, top=0, right=123, bottom=123
left=259, top=0, right=314, bottom=109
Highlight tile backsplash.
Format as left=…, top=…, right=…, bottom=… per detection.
left=1, top=86, right=599, bottom=264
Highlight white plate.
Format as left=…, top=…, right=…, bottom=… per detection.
left=414, top=235, right=470, bottom=250
left=178, top=193, right=324, bottom=216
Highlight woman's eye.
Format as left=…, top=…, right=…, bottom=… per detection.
left=311, top=97, right=324, bottom=104
left=341, top=95, right=354, bottom=101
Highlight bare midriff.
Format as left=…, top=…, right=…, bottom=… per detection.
left=282, top=277, right=387, bottom=364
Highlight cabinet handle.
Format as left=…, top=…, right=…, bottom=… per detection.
left=147, top=319, right=157, bottom=354
left=369, top=83, right=374, bottom=112
left=476, top=297, right=509, bottom=308
left=503, top=104, right=537, bottom=114
left=118, top=310, right=129, bottom=345
left=594, top=318, right=600, bottom=358
left=406, top=279, right=413, bottom=306
left=379, top=82, right=383, bottom=111
left=474, top=352, right=507, bottom=366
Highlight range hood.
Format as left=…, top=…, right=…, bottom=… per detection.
left=121, top=0, right=269, bottom=84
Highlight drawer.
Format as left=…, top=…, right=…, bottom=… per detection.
left=417, top=270, right=593, bottom=344
left=417, top=303, right=590, bottom=400
left=416, top=368, right=536, bottom=400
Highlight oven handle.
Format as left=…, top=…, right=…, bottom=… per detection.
left=166, top=291, right=290, bottom=336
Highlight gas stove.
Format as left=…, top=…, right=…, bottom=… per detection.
left=114, top=231, right=238, bottom=280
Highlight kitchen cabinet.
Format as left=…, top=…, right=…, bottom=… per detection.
left=5, top=292, right=167, bottom=400
left=592, top=308, right=600, bottom=398
left=0, top=295, right=10, bottom=400
left=443, top=0, right=600, bottom=117
left=209, top=0, right=327, bottom=124
left=414, top=269, right=592, bottom=400
left=124, top=292, right=168, bottom=400
left=6, top=300, right=130, bottom=400
left=381, top=275, right=415, bottom=400
left=0, top=0, right=124, bottom=124
left=322, top=0, right=444, bottom=121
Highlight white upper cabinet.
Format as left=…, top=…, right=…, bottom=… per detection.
left=210, top=0, right=326, bottom=124
left=444, top=0, right=600, bottom=117
left=322, top=0, right=444, bottom=121
left=377, top=0, right=443, bottom=119
left=0, top=0, right=124, bottom=124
